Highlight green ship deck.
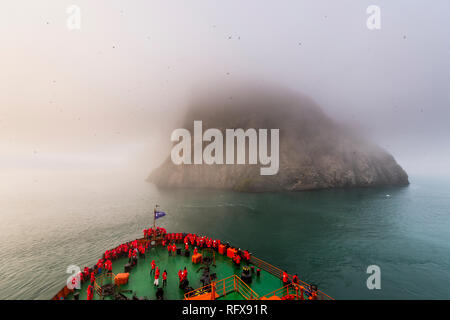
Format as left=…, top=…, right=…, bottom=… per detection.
left=55, top=231, right=333, bottom=301
left=65, top=246, right=285, bottom=300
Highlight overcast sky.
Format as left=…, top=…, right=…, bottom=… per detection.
left=1, top=0, right=449, bottom=179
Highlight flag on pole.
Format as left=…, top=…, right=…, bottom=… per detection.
left=155, top=211, right=166, bottom=219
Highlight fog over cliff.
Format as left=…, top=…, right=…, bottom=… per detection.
left=149, top=84, right=409, bottom=192
left=1, top=1, right=449, bottom=188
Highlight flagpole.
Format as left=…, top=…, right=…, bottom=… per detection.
left=153, top=205, right=157, bottom=244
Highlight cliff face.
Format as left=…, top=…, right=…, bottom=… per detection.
left=148, top=86, right=409, bottom=192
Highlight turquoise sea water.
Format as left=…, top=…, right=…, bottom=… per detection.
left=0, top=173, right=449, bottom=299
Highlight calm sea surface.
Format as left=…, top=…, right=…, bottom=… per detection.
left=0, top=171, right=449, bottom=299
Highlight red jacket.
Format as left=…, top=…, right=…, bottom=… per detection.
left=87, top=285, right=94, bottom=300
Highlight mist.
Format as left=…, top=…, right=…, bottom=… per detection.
left=1, top=0, right=450, bottom=192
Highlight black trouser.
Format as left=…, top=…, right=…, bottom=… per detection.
left=163, top=279, right=167, bottom=287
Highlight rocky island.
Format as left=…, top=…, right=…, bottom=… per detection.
left=148, top=85, right=409, bottom=192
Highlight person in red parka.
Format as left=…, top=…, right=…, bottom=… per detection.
left=282, top=271, right=290, bottom=286
left=90, top=271, right=95, bottom=285
left=233, top=254, right=241, bottom=265
left=83, top=267, right=90, bottom=281
left=243, top=250, right=251, bottom=263
left=150, top=260, right=156, bottom=275
left=87, top=284, right=94, bottom=300
left=96, top=259, right=103, bottom=274
left=154, top=266, right=160, bottom=287
left=104, top=260, right=112, bottom=274
left=162, top=270, right=167, bottom=287
left=171, top=243, right=177, bottom=255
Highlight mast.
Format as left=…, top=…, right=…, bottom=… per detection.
left=153, top=204, right=159, bottom=243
